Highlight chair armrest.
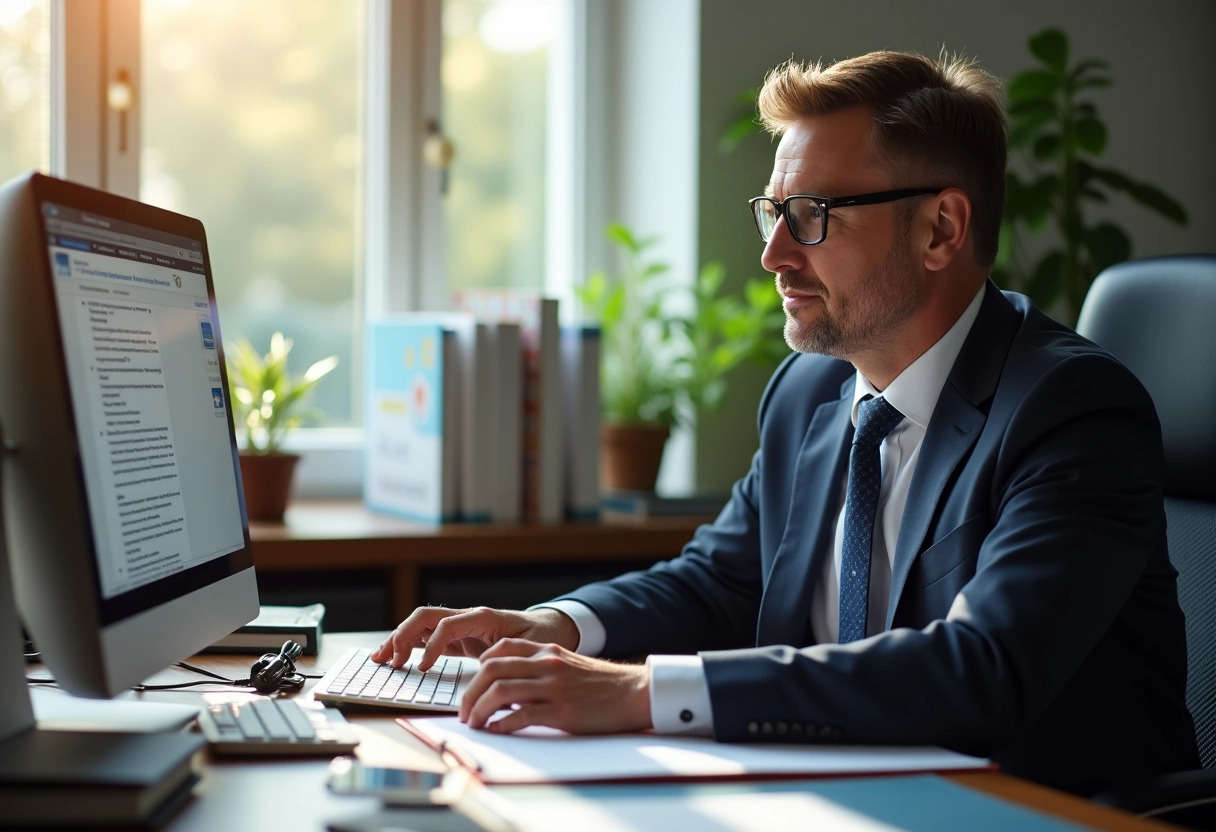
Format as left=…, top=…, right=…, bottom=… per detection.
left=1094, top=768, right=1216, bottom=828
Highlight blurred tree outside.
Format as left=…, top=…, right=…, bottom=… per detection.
left=0, top=0, right=50, bottom=182
left=141, top=0, right=361, bottom=427
left=441, top=0, right=553, bottom=294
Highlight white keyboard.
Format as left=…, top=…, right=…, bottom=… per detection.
left=197, top=697, right=359, bottom=756
left=313, top=647, right=479, bottom=712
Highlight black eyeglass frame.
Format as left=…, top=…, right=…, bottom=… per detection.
left=748, top=187, right=943, bottom=245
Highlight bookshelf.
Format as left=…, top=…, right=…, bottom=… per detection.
left=248, top=500, right=711, bottom=624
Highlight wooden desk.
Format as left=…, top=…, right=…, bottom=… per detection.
left=147, top=633, right=1174, bottom=832
left=249, top=501, right=709, bottom=622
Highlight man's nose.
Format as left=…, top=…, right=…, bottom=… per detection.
left=760, top=214, right=805, bottom=275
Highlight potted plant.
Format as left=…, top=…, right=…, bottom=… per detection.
left=995, top=28, right=1188, bottom=324
left=577, top=223, right=786, bottom=492
left=226, top=331, right=338, bottom=522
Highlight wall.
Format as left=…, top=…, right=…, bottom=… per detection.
left=694, top=0, right=1216, bottom=491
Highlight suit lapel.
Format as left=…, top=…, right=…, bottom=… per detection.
left=756, top=380, right=854, bottom=646
left=885, top=282, right=1022, bottom=629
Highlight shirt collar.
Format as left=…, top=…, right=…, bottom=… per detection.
left=851, top=285, right=986, bottom=429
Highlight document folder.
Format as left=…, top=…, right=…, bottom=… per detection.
left=397, top=716, right=994, bottom=786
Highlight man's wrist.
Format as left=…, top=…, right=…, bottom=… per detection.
left=531, top=607, right=581, bottom=651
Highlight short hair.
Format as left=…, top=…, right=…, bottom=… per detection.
left=757, top=50, right=1007, bottom=266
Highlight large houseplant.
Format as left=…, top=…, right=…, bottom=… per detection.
left=578, top=223, right=786, bottom=491
left=995, top=28, right=1188, bottom=324
left=226, top=331, right=337, bottom=521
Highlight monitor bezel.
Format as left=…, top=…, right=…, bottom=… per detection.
left=28, top=173, right=253, bottom=628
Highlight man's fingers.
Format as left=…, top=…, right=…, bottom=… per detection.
left=464, top=679, right=547, bottom=729
left=459, top=653, right=549, bottom=723
left=420, top=608, right=510, bottom=670
left=371, top=607, right=455, bottom=666
left=485, top=704, right=556, bottom=735
left=479, top=637, right=551, bottom=661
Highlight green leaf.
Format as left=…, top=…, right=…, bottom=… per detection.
left=605, top=222, right=639, bottom=252
left=1126, top=181, right=1189, bottom=224
left=1026, top=250, right=1066, bottom=309
left=1069, top=59, right=1109, bottom=80
left=719, top=115, right=760, bottom=155
left=1009, top=111, right=1054, bottom=149
left=1033, top=133, right=1061, bottom=160
left=1083, top=222, right=1132, bottom=273
left=1008, top=69, right=1060, bottom=104
left=1073, top=117, right=1107, bottom=155
left=1090, top=167, right=1189, bottom=224
left=1029, top=29, right=1069, bottom=71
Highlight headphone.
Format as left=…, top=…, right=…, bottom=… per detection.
left=248, top=640, right=306, bottom=694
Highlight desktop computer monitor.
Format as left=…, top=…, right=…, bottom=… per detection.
left=0, top=172, right=259, bottom=740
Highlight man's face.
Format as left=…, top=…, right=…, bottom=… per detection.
left=761, top=107, right=922, bottom=360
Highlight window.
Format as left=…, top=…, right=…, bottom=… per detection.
left=0, top=0, right=50, bottom=182
left=34, top=0, right=587, bottom=494
left=140, top=0, right=361, bottom=427
left=442, top=0, right=560, bottom=293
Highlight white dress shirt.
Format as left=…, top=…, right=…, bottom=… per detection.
left=539, top=286, right=987, bottom=735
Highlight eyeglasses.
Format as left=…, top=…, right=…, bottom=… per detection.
left=748, top=188, right=942, bottom=246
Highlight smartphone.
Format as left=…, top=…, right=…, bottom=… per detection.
left=326, top=757, right=449, bottom=805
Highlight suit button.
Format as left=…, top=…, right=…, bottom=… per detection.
left=776, top=721, right=788, bottom=736
left=748, top=721, right=759, bottom=737
left=790, top=723, right=803, bottom=737
left=820, top=725, right=835, bottom=740
left=761, top=722, right=773, bottom=736
left=806, top=723, right=817, bottom=736
left=679, top=709, right=693, bottom=723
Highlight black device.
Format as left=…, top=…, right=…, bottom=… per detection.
left=249, top=640, right=306, bottom=694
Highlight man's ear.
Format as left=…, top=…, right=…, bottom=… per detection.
left=921, top=188, right=971, bottom=272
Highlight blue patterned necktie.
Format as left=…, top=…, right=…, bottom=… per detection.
left=838, top=395, right=905, bottom=644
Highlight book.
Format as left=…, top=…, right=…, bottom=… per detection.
left=454, top=291, right=562, bottom=523
left=600, top=490, right=729, bottom=522
left=202, top=603, right=325, bottom=655
left=561, top=325, right=601, bottom=519
left=365, top=321, right=461, bottom=523
left=490, top=321, right=523, bottom=523
left=0, top=728, right=204, bottom=827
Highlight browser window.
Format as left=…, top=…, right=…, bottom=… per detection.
left=41, top=201, right=244, bottom=599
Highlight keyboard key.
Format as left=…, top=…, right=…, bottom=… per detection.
left=198, top=698, right=358, bottom=756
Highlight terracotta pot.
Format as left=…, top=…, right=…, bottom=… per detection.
left=238, top=452, right=300, bottom=523
left=600, top=423, right=670, bottom=493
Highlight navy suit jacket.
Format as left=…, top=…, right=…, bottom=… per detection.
left=562, top=283, right=1198, bottom=795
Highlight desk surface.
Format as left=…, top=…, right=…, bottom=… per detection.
left=130, top=632, right=1171, bottom=832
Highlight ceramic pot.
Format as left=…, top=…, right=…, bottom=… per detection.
left=600, top=423, right=670, bottom=493
left=238, top=452, right=300, bottom=523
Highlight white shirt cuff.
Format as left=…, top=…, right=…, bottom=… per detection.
left=646, top=654, right=713, bottom=736
left=528, top=600, right=606, bottom=656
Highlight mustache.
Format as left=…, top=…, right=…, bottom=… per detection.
left=777, top=275, right=827, bottom=296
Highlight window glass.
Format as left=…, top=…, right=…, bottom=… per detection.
left=442, top=0, right=557, bottom=293
left=0, top=0, right=50, bottom=182
left=141, top=0, right=361, bottom=427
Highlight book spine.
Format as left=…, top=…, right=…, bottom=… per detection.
left=562, top=325, right=601, bottom=519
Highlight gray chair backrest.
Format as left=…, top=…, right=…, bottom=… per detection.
left=1076, top=254, right=1216, bottom=767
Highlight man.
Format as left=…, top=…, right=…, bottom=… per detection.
left=371, top=50, right=1197, bottom=796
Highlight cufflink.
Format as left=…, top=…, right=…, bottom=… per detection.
left=679, top=709, right=693, bottom=723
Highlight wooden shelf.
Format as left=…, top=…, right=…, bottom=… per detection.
left=248, top=500, right=709, bottom=620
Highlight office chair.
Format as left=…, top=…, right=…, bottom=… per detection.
left=1075, top=254, right=1216, bottom=829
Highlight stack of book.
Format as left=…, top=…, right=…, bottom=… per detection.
left=0, top=729, right=204, bottom=828
left=364, top=293, right=600, bottom=526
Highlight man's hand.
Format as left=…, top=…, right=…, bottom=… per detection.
left=369, top=606, right=580, bottom=671
left=460, top=639, right=651, bottom=735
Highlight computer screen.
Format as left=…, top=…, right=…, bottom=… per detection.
left=0, top=172, right=258, bottom=726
